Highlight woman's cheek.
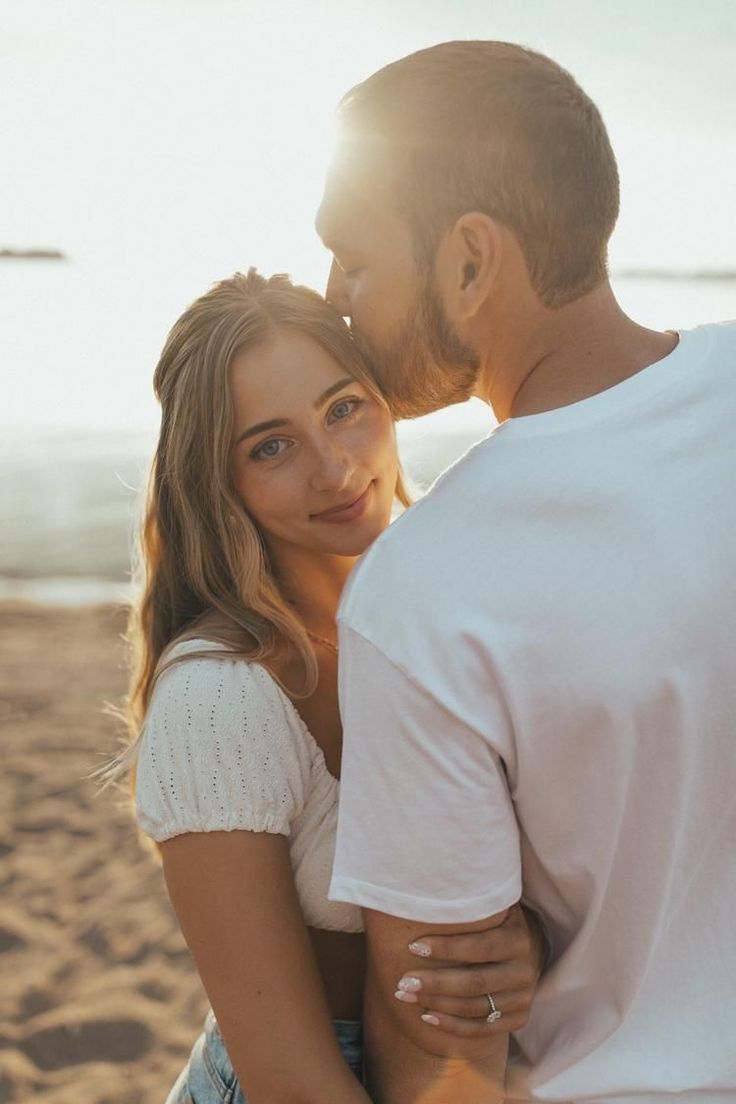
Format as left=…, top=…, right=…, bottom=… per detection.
left=355, top=406, right=394, bottom=454
left=350, top=423, right=383, bottom=465
left=234, top=466, right=278, bottom=523
left=381, top=422, right=401, bottom=478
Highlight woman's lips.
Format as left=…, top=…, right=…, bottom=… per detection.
left=311, top=483, right=373, bottom=523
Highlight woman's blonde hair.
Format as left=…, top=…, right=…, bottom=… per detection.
left=104, top=269, right=408, bottom=783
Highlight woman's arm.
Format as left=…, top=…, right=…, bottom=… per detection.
left=162, top=829, right=370, bottom=1104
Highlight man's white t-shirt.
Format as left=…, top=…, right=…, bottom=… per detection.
left=329, top=323, right=736, bottom=1103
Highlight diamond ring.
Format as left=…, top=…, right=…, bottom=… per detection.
left=485, top=992, right=502, bottom=1023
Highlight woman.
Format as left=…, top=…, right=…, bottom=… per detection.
left=109, top=270, right=544, bottom=1103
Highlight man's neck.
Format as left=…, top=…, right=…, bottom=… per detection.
left=476, top=281, right=679, bottom=423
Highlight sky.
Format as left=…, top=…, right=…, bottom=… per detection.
left=2, top=0, right=735, bottom=433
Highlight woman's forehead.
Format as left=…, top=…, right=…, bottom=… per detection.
left=230, top=332, right=356, bottom=421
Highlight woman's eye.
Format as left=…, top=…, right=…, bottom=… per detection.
left=251, top=438, right=289, bottom=461
left=329, top=398, right=363, bottom=423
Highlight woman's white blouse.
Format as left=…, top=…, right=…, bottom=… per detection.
left=135, top=639, right=363, bottom=933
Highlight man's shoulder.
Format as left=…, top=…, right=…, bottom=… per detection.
left=708, top=318, right=736, bottom=358
left=699, top=318, right=736, bottom=340
left=683, top=319, right=736, bottom=364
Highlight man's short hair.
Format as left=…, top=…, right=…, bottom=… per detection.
left=337, top=41, right=620, bottom=309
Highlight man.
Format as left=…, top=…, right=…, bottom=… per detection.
left=316, top=41, right=736, bottom=1104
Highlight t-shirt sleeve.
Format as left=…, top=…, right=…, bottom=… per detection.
left=135, top=655, right=312, bottom=842
left=329, top=626, right=522, bottom=923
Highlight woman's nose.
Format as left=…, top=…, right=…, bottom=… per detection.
left=325, top=260, right=351, bottom=319
left=308, top=439, right=353, bottom=493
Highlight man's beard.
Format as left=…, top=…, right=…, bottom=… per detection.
left=350, top=281, right=480, bottom=420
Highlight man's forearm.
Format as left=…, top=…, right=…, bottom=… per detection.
left=363, top=968, right=508, bottom=1104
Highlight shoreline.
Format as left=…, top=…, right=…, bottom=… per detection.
left=0, top=578, right=133, bottom=609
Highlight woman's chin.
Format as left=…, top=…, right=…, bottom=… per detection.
left=321, top=515, right=390, bottom=559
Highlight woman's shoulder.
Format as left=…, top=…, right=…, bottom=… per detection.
left=151, top=637, right=305, bottom=731
left=137, top=638, right=317, bottom=841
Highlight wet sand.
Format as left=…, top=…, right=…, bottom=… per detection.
left=0, top=602, right=208, bottom=1103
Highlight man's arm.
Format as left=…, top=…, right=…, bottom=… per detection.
left=363, top=909, right=510, bottom=1104
left=330, top=627, right=524, bottom=1102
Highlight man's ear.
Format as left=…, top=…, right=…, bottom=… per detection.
left=438, top=213, right=505, bottom=321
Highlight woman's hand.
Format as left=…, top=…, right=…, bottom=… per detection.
left=392, top=902, right=547, bottom=1037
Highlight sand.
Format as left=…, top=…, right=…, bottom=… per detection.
left=0, top=602, right=208, bottom=1104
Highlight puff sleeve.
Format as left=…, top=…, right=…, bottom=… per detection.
left=135, top=650, right=313, bottom=842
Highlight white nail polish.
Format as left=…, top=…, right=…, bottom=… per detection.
left=408, top=941, right=432, bottom=958
left=394, top=990, right=418, bottom=1004
left=398, top=976, right=422, bottom=993
left=421, top=1013, right=440, bottom=1026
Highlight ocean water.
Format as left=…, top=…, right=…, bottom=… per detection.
left=2, top=261, right=734, bottom=605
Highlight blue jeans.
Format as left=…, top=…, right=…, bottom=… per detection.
left=165, top=1009, right=364, bottom=1102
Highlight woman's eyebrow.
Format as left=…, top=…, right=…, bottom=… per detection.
left=235, top=418, right=289, bottom=445
left=234, top=378, right=356, bottom=446
left=315, top=377, right=355, bottom=408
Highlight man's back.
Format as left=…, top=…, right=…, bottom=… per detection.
left=331, top=323, right=736, bottom=1101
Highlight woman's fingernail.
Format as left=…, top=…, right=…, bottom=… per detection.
left=398, top=976, right=422, bottom=993
left=408, top=941, right=432, bottom=958
left=421, top=1013, right=440, bottom=1026
left=394, top=990, right=418, bottom=1004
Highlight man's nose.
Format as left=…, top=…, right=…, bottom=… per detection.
left=325, top=259, right=351, bottom=319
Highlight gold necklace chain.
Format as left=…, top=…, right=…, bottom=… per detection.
left=305, top=629, right=339, bottom=655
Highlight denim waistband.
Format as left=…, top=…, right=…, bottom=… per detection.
left=166, top=1010, right=365, bottom=1103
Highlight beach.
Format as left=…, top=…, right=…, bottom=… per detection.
left=0, top=602, right=208, bottom=1103
left=3, top=4, right=736, bottom=1098
left=0, top=266, right=732, bottom=1103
